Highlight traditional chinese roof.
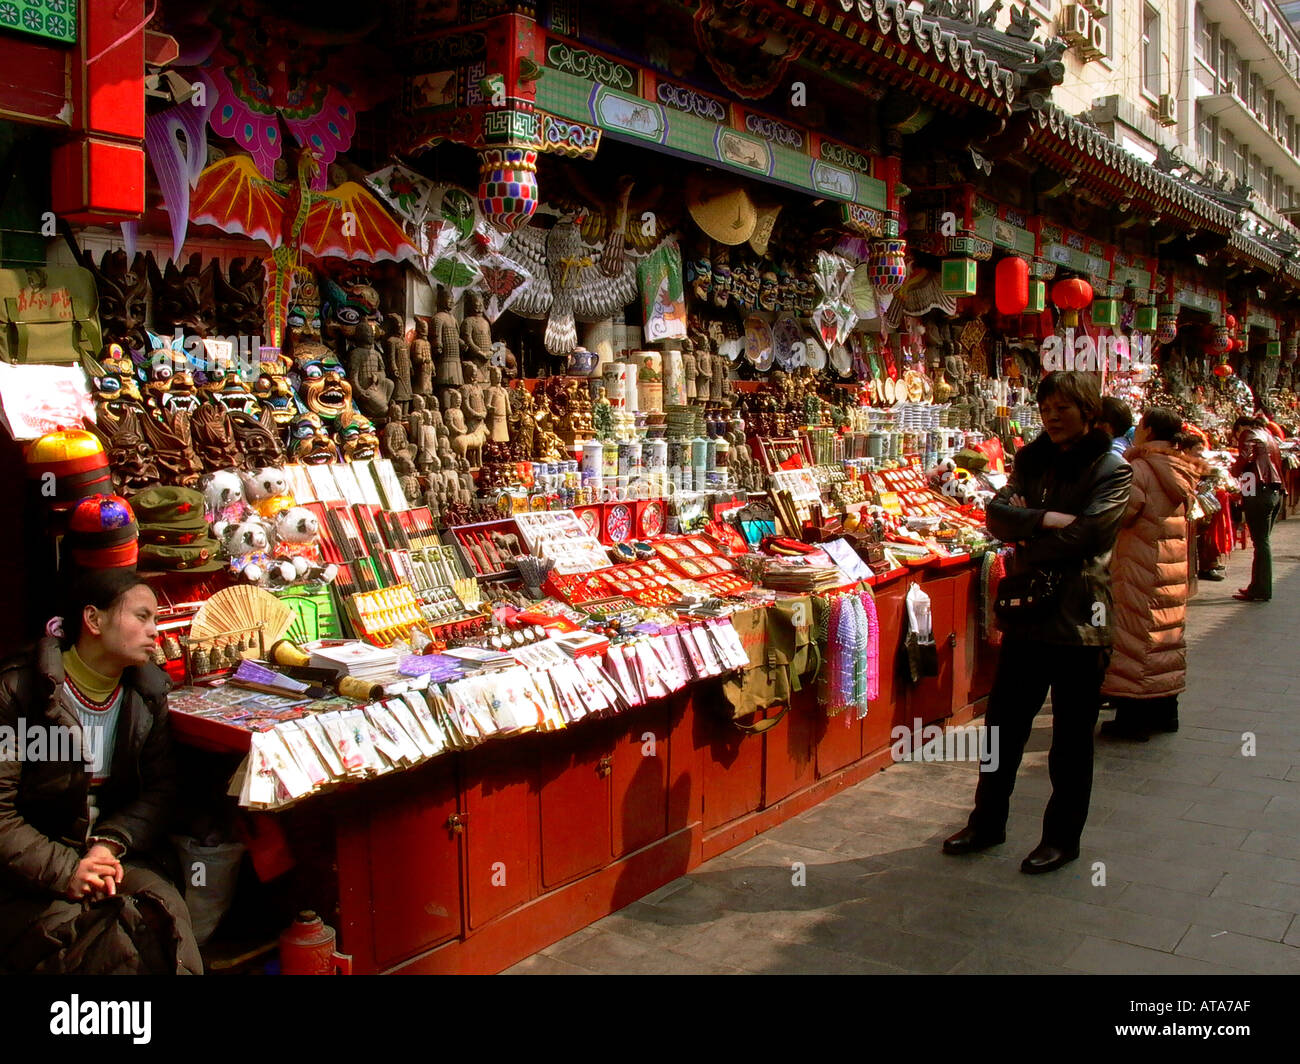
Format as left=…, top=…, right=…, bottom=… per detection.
left=765, top=0, right=1055, bottom=116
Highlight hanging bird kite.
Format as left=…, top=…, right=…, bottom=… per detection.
left=190, top=148, right=417, bottom=346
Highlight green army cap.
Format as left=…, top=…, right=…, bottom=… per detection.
left=128, top=485, right=207, bottom=526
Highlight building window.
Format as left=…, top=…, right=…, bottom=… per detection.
left=1195, top=6, right=1213, bottom=64
left=1197, top=106, right=1216, bottom=162
left=1142, top=5, right=1161, bottom=97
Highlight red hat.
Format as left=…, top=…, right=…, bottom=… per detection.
left=64, top=493, right=138, bottom=569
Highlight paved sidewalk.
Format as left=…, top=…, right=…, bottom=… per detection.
left=508, top=519, right=1300, bottom=975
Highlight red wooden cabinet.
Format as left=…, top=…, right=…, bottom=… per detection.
left=693, top=689, right=765, bottom=831
left=537, top=725, right=613, bottom=888
left=464, top=739, right=537, bottom=929
left=335, top=759, right=463, bottom=973
left=769, top=686, right=820, bottom=799
left=948, top=567, right=979, bottom=714
left=867, top=579, right=910, bottom=755
left=610, top=703, right=673, bottom=858
left=907, top=572, right=956, bottom=726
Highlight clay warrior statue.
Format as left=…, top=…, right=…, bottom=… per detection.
left=459, top=290, right=493, bottom=374
left=432, top=285, right=463, bottom=394
left=411, top=318, right=433, bottom=396
left=383, top=313, right=413, bottom=414
left=347, top=321, right=395, bottom=419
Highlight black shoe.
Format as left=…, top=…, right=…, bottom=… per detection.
left=942, top=826, right=1005, bottom=855
left=1099, top=719, right=1150, bottom=742
left=1149, top=716, right=1179, bottom=733
left=1197, top=570, right=1225, bottom=582
left=1020, top=843, right=1079, bottom=874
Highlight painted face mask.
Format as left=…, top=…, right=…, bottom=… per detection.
left=252, top=353, right=297, bottom=424
left=711, top=263, right=732, bottom=308
left=288, top=411, right=337, bottom=465
left=758, top=270, right=779, bottom=312
left=294, top=351, right=353, bottom=421
left=686, top=257, right=713, bottom=302
left=333, top=407, right=379, bottom=461
left=144, top=339, right=199, bottom=416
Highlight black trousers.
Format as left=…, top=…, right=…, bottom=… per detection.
left=968, top=638, right=1111, bottom=849
left=1242, top=486, right=1284, bottom=600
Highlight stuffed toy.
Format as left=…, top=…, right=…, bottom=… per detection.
left=239, top=466, right=295, bottom=520
left=213, top=513, right=294, bottom=584
left=270, top=505, right=338, bottom=584
left=198, top=469, right=245, bottom=524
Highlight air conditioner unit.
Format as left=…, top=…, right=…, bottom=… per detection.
left=1058, top=4, right=1091, bottom=45
left=1079, top=0, right=1106, bottom=16
left=1081, top=16, right=1107, bottom=59
left=1157, top=94, right=1177, bottom=126
left=1223, top=79, right=1236, bottom=97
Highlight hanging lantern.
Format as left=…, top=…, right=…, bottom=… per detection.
left=994, top=256, right=1029, bottom=315
left=477, top=148, right=539, bottom=233
left=1134, top=306, right=1158, bottom=332
left=1209, top=324, right=1232, bottom=355
left=1284, top=334, right=1298, bottom=362
left=941, top=257, right=978, bottom=296
left=1156, top=315, right=1179, bottom=344
left=1091, top=299, right=1119, bottom=326
left=1025, top=279, right=1046, bottom=314
left=868, top=239, right=908, bottom=295
left=1213, top=362, right=1233, bottom=377
left=1050, top=277, right=1093, bottom=327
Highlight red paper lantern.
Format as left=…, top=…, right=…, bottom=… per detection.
left=1051, top=278, right=1093, bottom=327
left=995, top=256, right=1029, bottom=315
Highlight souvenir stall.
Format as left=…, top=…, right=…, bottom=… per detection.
left=0, top=0, right=1064, bottom=974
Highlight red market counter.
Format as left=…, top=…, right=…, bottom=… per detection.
left=177, top=562, right=996, bottom=974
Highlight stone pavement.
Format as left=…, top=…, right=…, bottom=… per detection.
left=507, top=518, right=1300, bottom=975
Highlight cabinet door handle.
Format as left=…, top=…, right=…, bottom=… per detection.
left=948, top=632, right=957, bottom=648
left=597, top=755, right=613, bottom=778
left=446, top=813, right=467, bottom=835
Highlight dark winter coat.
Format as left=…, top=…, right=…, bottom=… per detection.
left=986, top=427, right=1133, bottom=646
left=0, top=638, right=190, bottom=971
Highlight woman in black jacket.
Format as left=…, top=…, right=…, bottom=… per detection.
left=943, top=372, right=1132, bottom=873
left=0, top=567, right=201, bottom=973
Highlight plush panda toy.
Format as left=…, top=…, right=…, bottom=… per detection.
left=270, top=505, right=338, bottom=585
left=198, top=469, right=245, bottom=524
left=213, top=513, right=295, bottom=585
left=239, top=466, right=295, bottom=521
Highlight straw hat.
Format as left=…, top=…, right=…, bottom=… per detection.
left=687, top=174, right=757, bottom=246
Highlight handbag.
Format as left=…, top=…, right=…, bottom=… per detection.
left=902, top=582, right=939, bottom=683
left=993, top=567, right=1063, bottom=621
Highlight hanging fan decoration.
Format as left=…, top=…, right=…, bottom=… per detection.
left=190, top=585, right=294, bottom=646
left=812, top=251, right=859, bottom=351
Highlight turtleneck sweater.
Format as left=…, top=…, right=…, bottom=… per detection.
left=59, top=648, right=123, bottom=806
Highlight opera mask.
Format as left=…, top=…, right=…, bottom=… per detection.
left=731, top=263, right=759, bottom=312
left=285, top=283, right=324, bottom=355
left=87, top=343, right=143, bottom=422
left=711, top=262, right=732, bottom=308
left=144, top=339, right=199, bottom=416
left=758, top=270, right=779, bottom=313
left=777, top=270, right=796, bottom=313
left=333, top=407, right=379, bottom=462
left=321, top=273, right=382, bottom=353
left=686, top=257, right=713, bottom=302
left=288, top=411, right=337, bottom=465
left=212, top=367, right=258, bottom=414
left=294, top=351, right=353, bottom=421
left=148, top=252, right=217, bottom=340
left=252, top=353, right=296, bottom=424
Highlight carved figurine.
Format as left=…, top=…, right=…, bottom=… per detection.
left=510, top=386, right=536, bottom=459
left=383, top=313, right=412, bottom=414
left=432, top=285, right=463, bottom=392
left=287, top=411, right=337, bottom=465
left=455, top=457, right=476, bottom=501
left=228, top=406, right=286, bottom=468
left=460, top=362, right=488, bottom=432
left=215, top=257, right=266, bottom=341
left=82, top=249, right=151, bottom=356
left=459, top=290, right=493, bottom=372
left=148, top=252, right=218, bottom=340
left=382, top=402, right=415, bottom=469
left=485, top=366, right=510, bottom=444
left=444, top=390, right=485, bottom=469
left=96, top=406, right=159, bottom=493
left=189, top=403, right=241, bottom=471
left=347, top=321, right=394, bottom=420
left=410, top=318, right=433, bottom=396
left=139, top=407, right=204, bottom=486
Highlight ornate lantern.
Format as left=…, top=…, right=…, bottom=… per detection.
left=1050, top=277, right=1093, bottom=328
left=867, top=239, right=908, bottom=296
left=477, top=148, right=539, bottom=233
left=994, top=256, right=1029, bottom=315
left=1156, top=314, right=1179, bottom=345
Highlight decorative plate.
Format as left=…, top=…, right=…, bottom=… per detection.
left=578, top=508, right=600, bottom=537
left=772, top=315, right=802, bottom=370
left=639, top=501, right=665, bottom=537
left=830, top=342, right=853, bottom=377
left=743, top=316, right=774, bottom=370
left=606, top=503, right=632, bottom=543
left=884, top=377, right=898, bottom=403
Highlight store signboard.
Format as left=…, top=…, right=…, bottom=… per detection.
left=0, top=0, right=77, bottom=45
left=1174, top=287, right=1219, bottom=315
left=592, top=87, right=665, bottom=142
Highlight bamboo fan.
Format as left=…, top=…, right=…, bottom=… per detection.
left=190, top=586, right=294, bottom=646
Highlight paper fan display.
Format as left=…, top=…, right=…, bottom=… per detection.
left=744, top=316, right=774, bottom=370
left=190, top=586, right=294, bottom=646
left=772, top=315, right=802, bottom=370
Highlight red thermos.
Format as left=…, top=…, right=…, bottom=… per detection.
left=279, top=911, right=353, bottom=975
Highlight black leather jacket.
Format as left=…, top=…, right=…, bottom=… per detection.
left=986, top=428, right=1133, bottom=646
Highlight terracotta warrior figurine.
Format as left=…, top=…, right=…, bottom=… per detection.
left=383, top=313, right=412, bottom=414
left=382, top=402, right=414, bottom=468
left=459, top=290, right=493, bottom=373
left=460, top=362, right=488, bottom=433
left=432, top=285, right=463, bottom=393
left=348, top=321, right=394, bottom=419
left=411, top=318, right=433, bottom=396
left=485, top=366, right=510, bottom=444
